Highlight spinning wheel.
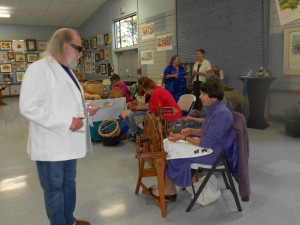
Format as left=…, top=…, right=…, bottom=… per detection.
left=135, top=111, right=168, bottom=217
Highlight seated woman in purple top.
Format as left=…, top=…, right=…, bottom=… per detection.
left=150, top=75, right=233, bottom=201
left=110, top=73, right=131, bottom=101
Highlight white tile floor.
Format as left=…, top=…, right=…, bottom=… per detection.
left=1, top=97, right=300, bottom=225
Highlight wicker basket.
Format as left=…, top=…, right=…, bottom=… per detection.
left=98, top=119, right=121, bottom=137
left=83, top=80, right=103, bottom=95
left=98, top=119, right=121, bottom=146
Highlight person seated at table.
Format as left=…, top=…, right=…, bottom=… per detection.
left=110, top=73, right=131, bottom=102
left=124, top=77, right=150, bottom=139
left=163, top=55, right=187, bottom=102
left=149, top=75, right=233, bottom=201
left=142, top=77, right=182, bottom=129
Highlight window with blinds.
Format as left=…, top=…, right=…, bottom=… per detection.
left=176, top=0, right=269, bottom=88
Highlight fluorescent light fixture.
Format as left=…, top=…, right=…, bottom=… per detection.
left=0, top=6, right=10, bottom=17
left=0, top=13, right=10, bottom=17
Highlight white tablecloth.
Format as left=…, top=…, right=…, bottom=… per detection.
left=87, top=97, right=127, bottom=122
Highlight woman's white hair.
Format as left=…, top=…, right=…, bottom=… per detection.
left=41, top=28, right=80, bottom=62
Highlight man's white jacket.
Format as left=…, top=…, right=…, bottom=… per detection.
left=20, top=56, right=93, bottom=161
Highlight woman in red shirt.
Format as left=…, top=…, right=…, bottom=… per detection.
left=142, top=77, right=182, bottom=129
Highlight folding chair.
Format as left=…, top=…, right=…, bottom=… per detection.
left=186, top=130, right=242, bottom=212
left=177, top=94, right=196, bottom=115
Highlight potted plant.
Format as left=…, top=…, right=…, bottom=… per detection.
left=284, top=103, right=300, bottom=137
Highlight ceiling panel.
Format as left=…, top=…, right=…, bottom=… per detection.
left=0, top=0, right=107, bottom=28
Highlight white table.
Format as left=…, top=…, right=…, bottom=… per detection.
left=87, top=97, right=127, bottom=122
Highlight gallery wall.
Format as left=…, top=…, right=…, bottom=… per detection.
left=268, top=0, right=300, bottom=118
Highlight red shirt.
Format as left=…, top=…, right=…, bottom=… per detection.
left=149, top=86, right=182, bottom=122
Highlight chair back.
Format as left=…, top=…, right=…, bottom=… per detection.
left=177, top=94, right=196, bottom=114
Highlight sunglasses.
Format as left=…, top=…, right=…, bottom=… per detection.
left=69, top=43, right=83, bottom=52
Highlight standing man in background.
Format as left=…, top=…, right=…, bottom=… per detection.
left=192, top=49, right=211, bottom=110
left=20, top=28, right=99, bottom=225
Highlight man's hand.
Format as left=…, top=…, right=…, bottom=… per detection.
left=181, top=127, right=192, bottom=136
left=87, top=104, right=100, bottom=116
left=69, top=117, right=84, bottom=132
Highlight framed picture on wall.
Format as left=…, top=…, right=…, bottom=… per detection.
left=0, top=64, right=12, bottom=73
left=19, top=62, right=27, bottom=69
left=95, top=65, right=100, bottom=74
left=15, top=53, right=26, bottom=62
left=104, top=33, right=111, bottom=45
left=104, top=49, right=110, bottom=61
left=12, top=40, right=25, bottom=51
left=95, top=53, right=100, bottom=62
left=38, top=41, right=48, bottom=50
left=26, top=39, right=37, bottom=51
left=12, top=62, right=20, bottom=69
left=100, top=64, right=107, bottom=74
left=0, top=53, right=7, bottom=62
left=27, top=53, right=38, bottom=63
left=97, top=34, right=104, bottom=45
left=7, top=51, right=14, bottom=60
left=284, top=26, right=300, bottom=75
left=84, top=40, right=89, bottom=50
left=92, top=37, right=98, bottom=49
left=16, top=71, right=25, bottom=82
left=100, top=50, right=104, bottom=60
left=0, top=41, right=12, bottom=50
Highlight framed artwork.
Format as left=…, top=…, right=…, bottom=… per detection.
left=89, top=38, right=93, bottom=49
left=12, top=40, right=25, bottom=51
left=0, top=53, right=7, bottom=62
left=12, top=62, right=19, bottom=69
left=19, top=62, right=27, bottom=69
left=97, top=34, right=104, bottom=45
left=0, top=41, right=12, bottom=50
left=104, top=49, right=110, bottom=61
left=104, top=34, right=110, bottom=45
left=7, top=51, right=14, bottom=60
left=79, top=58, right=85, bottom=65
left=100, top=50, right=105, bottom=60
left=84, top=59, right=92, bottom=73
left=84, top=40, right=89, bottom=50
left=26, top=39, right=37, bottom=51
left=83, top=51, right=88, bottom=58
left=92, top=65, right=96, bottom=73
left=15, top=53, right=26, bottom=62
left=27, top=53, right=38, bottom=63
left=284, top=26, right=300, bottom=75
left=95, top=65, right=100, bottom=74
left=0, top=64, right=12, bottom=73
left=141, top=23, right=155, bottom=40
left=95, top=53, right=100, bottom=62
left=104, top=33, right=111, bottom=45
left=38, top=41, right=48, bottom=50
left=91, top=53, right=95, bottom=63
left=92, top=37, right=98, bottom=49
left=88, top=51, right=92, bottom=58
left=16, top=71, right=25, bottom=82
left=100, top=64, right=107, bottom=74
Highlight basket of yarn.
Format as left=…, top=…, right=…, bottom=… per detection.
left=83, top=80, right=103, bottom=95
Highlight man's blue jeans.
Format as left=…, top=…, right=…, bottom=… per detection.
left=36, top=160, right=77, bottom=225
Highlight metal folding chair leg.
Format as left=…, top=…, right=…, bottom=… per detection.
left=221, top=171, right=230, bottom=189
left=224, top=161, right=242, bottom=212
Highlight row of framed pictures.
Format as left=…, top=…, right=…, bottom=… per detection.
left=82, top=33, right=111, bottom=50
left=0, top=61, right=30, bottom=73
left=77, top=62, right=108, bottom=75
left=0, top=40, right=47, bottom=52
left=2, top=71, right=25, bottom=82
left=0, top=52, right=39, bottom=63
left=79, top=48, right=110, bottom=64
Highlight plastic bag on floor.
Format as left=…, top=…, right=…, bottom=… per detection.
left=186, top=175, right=221, bottom=206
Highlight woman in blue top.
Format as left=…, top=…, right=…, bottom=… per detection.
left=150, top=75, right=234, bottom=201
left=163, top=55, right=187, bottom=102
